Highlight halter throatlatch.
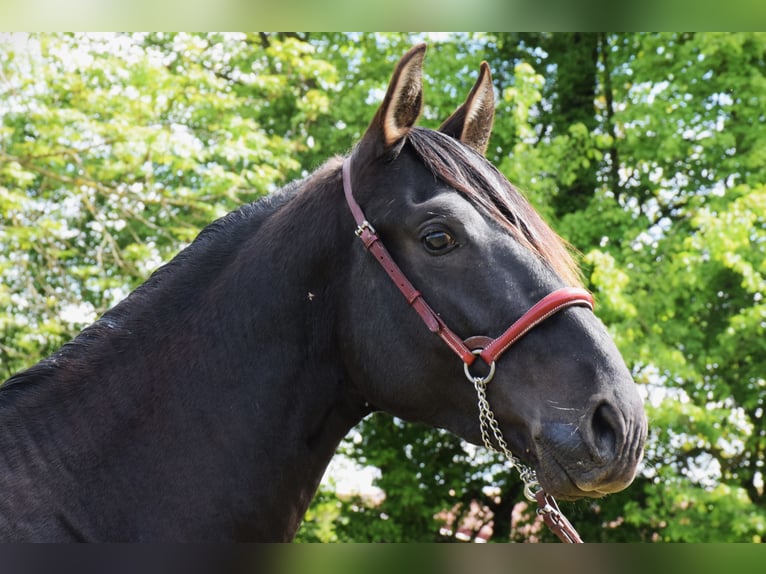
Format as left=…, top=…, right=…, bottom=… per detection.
left=342, top=158, right=588, bottom=543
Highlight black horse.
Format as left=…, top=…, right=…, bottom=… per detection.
left=0, top=45, right=647, bottom=541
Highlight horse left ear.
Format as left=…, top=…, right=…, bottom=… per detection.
left=357, top=44, right=426, bottom=160
left=439, top=61, right=495, bottom=155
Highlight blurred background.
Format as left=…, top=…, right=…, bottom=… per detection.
left=1, top=32, right=765, bottom=542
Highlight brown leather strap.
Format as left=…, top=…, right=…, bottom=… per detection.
left=343, top=159, right=476, bottom=364
left=535, top=490, right=584, bottom=543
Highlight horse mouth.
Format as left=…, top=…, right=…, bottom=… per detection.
left=509, top=445, right=591, bottom=500
left=538, top=464, right=608, bottom=501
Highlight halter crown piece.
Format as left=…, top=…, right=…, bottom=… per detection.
left=342, top=158, right=588, bottom=543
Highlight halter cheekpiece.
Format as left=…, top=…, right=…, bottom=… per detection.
left=342, top=158, right=589, bottom=543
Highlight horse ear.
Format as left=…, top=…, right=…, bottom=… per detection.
left=439, top=61, right=495, bottom=155
left=358, top=44, right=426, bottom=159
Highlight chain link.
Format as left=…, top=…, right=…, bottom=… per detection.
left=472, top=375, right=541, bottom=503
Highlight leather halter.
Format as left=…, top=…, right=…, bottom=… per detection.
left=342, top=158, right=595, bottom=370
left=342, top=157, right=590, bottom=543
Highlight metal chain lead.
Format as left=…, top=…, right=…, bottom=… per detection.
left=471, top=376, right=541, bottom=502
left=469, top=369, right=584, bottom=543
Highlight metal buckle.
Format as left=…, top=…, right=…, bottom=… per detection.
left=355, top=220, right=376, bottom=237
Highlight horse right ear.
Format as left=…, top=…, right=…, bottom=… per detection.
left=439, top=61, right=495, bottom=155
left=356, top=44, right=426, bottom=161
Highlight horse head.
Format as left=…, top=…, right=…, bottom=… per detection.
left=340, top=44, right=647, bottom=501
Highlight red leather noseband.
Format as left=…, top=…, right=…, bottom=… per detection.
left=478, top=287, right=594, bottom=365
left=342, top=158, right=595, bottom=371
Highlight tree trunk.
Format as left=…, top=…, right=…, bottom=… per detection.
left=545, top=33, right=600, bottom=217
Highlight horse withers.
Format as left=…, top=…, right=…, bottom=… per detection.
left=0, top=44, right=647, bottom=541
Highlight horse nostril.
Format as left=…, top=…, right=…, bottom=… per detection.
left=591, top=402, right=620, bottom=461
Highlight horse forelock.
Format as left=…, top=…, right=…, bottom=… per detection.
left=405, top=128, right=583, bottom=287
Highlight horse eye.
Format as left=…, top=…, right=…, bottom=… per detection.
left=422, top=230, right=457, bottom=254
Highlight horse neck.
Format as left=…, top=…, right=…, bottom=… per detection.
left=1, top=161, right=368, bottom=540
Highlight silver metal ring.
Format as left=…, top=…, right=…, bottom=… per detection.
left=463, top=349, right=496, bottom=384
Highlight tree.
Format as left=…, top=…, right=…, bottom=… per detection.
left=595, top=32, right=766, bottom=541
left=0, top=32, right=327, bottom=377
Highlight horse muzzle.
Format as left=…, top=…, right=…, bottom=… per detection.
left=533, top=398, right=648, bottom=500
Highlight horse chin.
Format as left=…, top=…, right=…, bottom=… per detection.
left=533, top=453, right=639, bottom=501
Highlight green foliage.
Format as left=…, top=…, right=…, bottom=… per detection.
left=2, top=32, right=766, bottom=542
